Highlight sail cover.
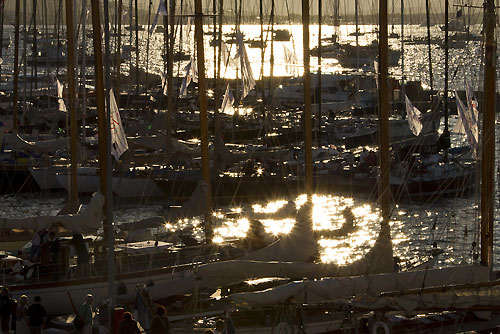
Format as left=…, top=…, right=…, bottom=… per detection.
left=110, top=89, right=129, bottom=161
left=405, top=94, right=423, bottom=136
left=0, top=192, right=105, bottom=234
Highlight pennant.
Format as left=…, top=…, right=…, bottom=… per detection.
left=149, top=0, right=167, bottom=35
left=455, top=91, right=478, bottom=158
left=404, top=94, right=423, bottom=136
left=56, top=79, right=67, bottom=113
left=220, top=84, right=235, bottom=114
left=179, top=60, right=193, bottom=96
left=236, top=32, right=256, bottom=100
left=109, top=89, right=128, bottom=160
left=161, top=71, right=168, bottom=96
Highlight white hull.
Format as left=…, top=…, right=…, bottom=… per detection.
left=9, top=269, right=193, bottom=315
left=29, top=167, right=65, bottom=190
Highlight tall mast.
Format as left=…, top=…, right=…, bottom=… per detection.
left=194, top=0, right=213, bottom=242
left=378, top=0, right=390, bottom=224
left=214, top=0, right=223, bottom=136
left=301, top=0, right=312, bottom=198
left=355, top=0, right=359, bottom=68
left=425, top=0, right=433, bottom=93
left=65, top=0, right=79, bottom=204
left=316, top=0, right=322, bottom=146
left=32, top=0, right=37, bottom=92
left=166, top=0, right=175, bottom=162
left=269, top=0, right=275, bottom=103
left=114, top=0, right=123, bottom=94
left=480, top=0, right=496, bottom=268
left=134, top=0, right=139, bottom=98
left=444, top=0, right=450, bottom=159
left=90, top=0, right=114, bottom=330
left=13, top=0, right=20, bottom=132
left=0, top=3, right=3, bottom=79
left=400, top=0, right=404, bottom=93
left=259, top=0, right=264, bottom=105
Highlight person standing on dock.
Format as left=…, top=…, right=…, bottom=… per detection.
left=15, top=296, right=28, bottom=334
left=26, top=296, right=46, bottom=334
left=78, top=295, right=93, bottom=334
left=150, top=306, right=169, bottom=334
left=0, top=287, right=13, bottom=334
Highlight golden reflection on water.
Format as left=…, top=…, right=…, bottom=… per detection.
left=213, top=194, right=383, bottom=265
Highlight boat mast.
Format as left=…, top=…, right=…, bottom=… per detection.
left=194, top=0, right=213, bottom=242
left=166, top=0, right=175, bottom=162
left=444, top=0, right=450, bottom=160
left=134, top=0, right=139, bottom=98
left=0, top=3, right=3, bottom=79
left=400, top=0, right=404, bottom=93
left=425, top=0, right=433, bottom=93
left=269, top=0, right=274, bottom=101
left=316, top=0, right=322, bottom=146
left=114, top=0, right=122, bottom=94
left=259, top=0, right=264, bottom=106
left=65, top=0, right=79, bottom=204
left=13, top=0, right=20, bottom=132
left=355, top=0, right=359, bottom=69
left=214, top=0, right=223, bottom=136
left=90, top=0, right=115, bottom=330
left=480, top=0, right=496, bottom=268
left=301, top=0, right=312, bottom=198
left=378, top=0, right=390, bottom=223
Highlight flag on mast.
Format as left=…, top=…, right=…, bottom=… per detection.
left=149, top=0, right=168, bottom=35
left=109, top=89, right=128, bottom=160
left=455, top=91, right=478, bottom=158
left=405, top=94, right=423, bottom=136
left=56, top=79, right=67, bottom=113
left=236, top=32, right=256, bottom=100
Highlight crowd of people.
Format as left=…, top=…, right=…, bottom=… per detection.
left=0, top=287, right=47, bottom=334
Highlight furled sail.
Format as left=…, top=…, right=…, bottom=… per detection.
left=128, top=135, right=201, bottom=156
left=221, top=84, right=235, bottom=115
left=56, top=79, right=67, bottom=113
left=9, top=134, right=68, bottom=154
left=230, top=264, right=489, bottom=306
left=0, top=192, right=105, bottom=234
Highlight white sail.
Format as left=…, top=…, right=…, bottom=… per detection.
left=404, top=94, right=422, bottom=136
left=56, top=79, right=67, bottom=113
left=220, top=84, right=235, bottom=114
left=109, top=89, right=128, bottom=160
left=236, top=32, right=256, bottom=100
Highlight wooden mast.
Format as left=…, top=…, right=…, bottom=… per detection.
left=194, top=0, right=213, bottom=242
left=425, top=0, right=433, bottom=93
left=316, top=0, right=322, bottom=145
left=444, top=0, right=450, bottom=160
left=214, top=0, right=223, bottom=136
left=378, top=0, right=390, bottom=224
left=166, top=0, right=175, bottom=162
left=480, top=0, right=496, bottom=268
left=301, top=0, right=312, bottom=198
left=65, top=0, right=79, bottom=204
left=13, top=0, right=20, bottom=132
left=114, top=0, right=123, bottom=94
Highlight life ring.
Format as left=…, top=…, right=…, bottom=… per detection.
left=372, top=321, right=390, bottom=334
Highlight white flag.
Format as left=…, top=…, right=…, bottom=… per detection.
left=221, top=84, right=235, bottom=114
left=405, top=94, right=423, bottom=136
left=109, top=89, right=128, bottom=160
left=283, top=45, right=298, bottom=76
left=455, top=91, right=478, bottom=158
left=236, top=32, right=255, bottom=100
left=56, top=79, right=67, bottom=113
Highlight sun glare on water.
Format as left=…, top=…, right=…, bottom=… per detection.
left=212, top=194, right=382, bottom=265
